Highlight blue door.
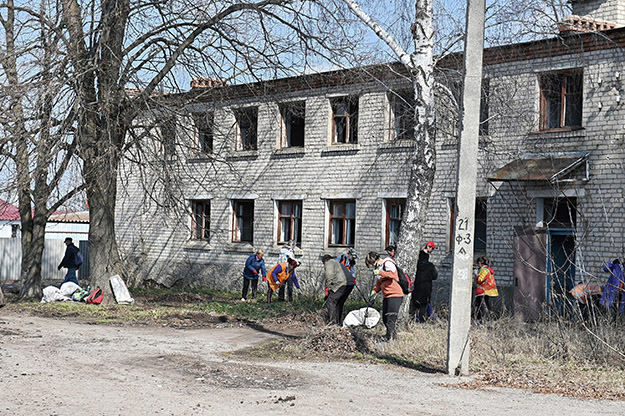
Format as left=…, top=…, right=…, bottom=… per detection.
left=546, top=229, right=576, bottom=315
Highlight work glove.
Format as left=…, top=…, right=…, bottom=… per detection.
left=253, top=269, right=257, bottom=274
left=262, top=275, right=267, bottom=282
left=57, top=265, right=61, bottom=270
left=324, top=288, right=329, bottom=299
left=373, top=269, right=380, bottom=276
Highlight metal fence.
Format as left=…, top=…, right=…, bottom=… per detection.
left=0, top=238, right=89, bottom=281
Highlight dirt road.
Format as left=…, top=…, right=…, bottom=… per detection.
left=0, top=312, right=621, bottom=416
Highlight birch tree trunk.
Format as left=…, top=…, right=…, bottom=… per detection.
left=343, top=0, right=436, bottom=320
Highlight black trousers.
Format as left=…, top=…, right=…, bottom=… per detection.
left=410, top=282, right=432, bottom=323
left=242, top=278, right=258, bottom=300
left=326, top=285, right=354, bottom=325
left=474, top=295, right=490, bottom=321
left=382, top=296, right=403, bottom=340
left=278, top=276, right=294, bottom=301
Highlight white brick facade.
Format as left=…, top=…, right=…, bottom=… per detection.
left=116, top=20, right=625, bottom=309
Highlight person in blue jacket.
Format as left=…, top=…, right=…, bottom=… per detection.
left=242, top=249, right=267, bottom=301
left=600, top=259, right=625, bottom=315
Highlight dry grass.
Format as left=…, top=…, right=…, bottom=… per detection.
left=365, top=315, right=625, bottom=400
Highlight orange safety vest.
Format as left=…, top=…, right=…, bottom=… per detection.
left=268, top=262, right=293, bottom=292
left=475, top=265, right=498, bottom=297
left=569, top=283, right=602, bottom=304
left=339, top=254, right=357, bottom=284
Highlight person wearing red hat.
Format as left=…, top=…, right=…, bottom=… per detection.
left=421, top=241, right=437, bottom=261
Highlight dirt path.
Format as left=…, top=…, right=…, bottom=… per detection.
left=0, top=312, right=621, bottom=416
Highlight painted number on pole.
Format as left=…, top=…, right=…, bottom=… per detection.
left=456, top=268, right=469, bottom=281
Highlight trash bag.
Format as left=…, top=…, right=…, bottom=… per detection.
left=343, top=307, right=380, bottom=328
left=109, top=275, right=134, bottom=305
left=41, top=286, right=71, bottom=303
left=59, top=282, right=81, bottom=297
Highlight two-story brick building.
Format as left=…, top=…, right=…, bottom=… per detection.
left=116, top=0, right=625, bottom=318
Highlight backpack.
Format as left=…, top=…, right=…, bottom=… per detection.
left=71, top=288, right=90, bottom=302
left=382, top=259, right=413, bottom=295
left=396, top=265, right=413, bottom=295
left=86, top=287, right=103, bottom=304
left=74, top=249, right=84, bottom=267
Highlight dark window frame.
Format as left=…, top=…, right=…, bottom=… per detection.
left=544, top=197, right=577, bottom=229
left=474, top=197, right=487, bottom=251
left=385, top=198, right=406, bottom=247
left=277, top=200, right=302, bottom=245
left=389, top=91, right=415, bottom=141
left=539, top=70, right=583, bottom=130
left=158, top=116, right=176, bottom=158
left=328, top=200, right=356, bottom=247
left=191, top=200, right=210, bottom=240
left=192, top=112, right=214, bottom=153
left=330, top=96, right=358, bottom=144
left=235, top=107, right=258, bottom=150
left=232, top=199, right=254, bottom=243
left=280, top=102, right=306, bottom=148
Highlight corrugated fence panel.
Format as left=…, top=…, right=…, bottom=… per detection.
left=0, top=238, right=21, bottom=281
left=41, top=240, right=67, bottom=281
left=0, top=238, right=80, bottom=281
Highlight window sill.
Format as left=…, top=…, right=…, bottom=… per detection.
left=224, top=242, right=256, bottom=253
left=321, top=144, right=360, bottom=156
left=227, top=150, right=259, bottom=160
left=186, top=153, right=214, bottom=163
left=184, top=240, right=212, bottom=251
left=529, top=127, right=585, bottom=139
left=271, top=147, right=306, bottom=159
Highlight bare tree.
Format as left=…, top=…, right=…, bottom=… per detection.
left=0, top=0, right=83, bottom=298
left=57, top=0, right=360, bottom=300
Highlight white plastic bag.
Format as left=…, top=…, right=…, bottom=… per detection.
left=59, top=281, right=81, bottom=297
left=109, top=275, right=134, bottom=305
left=343, top=307, right=380, bottom=328
left=41, top=286, right=71, bottom=303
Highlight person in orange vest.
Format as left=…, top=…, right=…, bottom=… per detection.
left=336, top=248, right=358, bottom=284
left=569, top=282, right=602, bottom=320
left=267, top=255, right=301, bottom=304
left=474, top=256, right=498, bottom=321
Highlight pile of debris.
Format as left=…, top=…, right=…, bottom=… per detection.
left=303, top=326, right=358, bottom=357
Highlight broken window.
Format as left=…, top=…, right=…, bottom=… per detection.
left=192, top=112, right=214, bottom=153
left=389, top=91, right=414, bottom=141
left=158, top=116, right=176, bottom=158
left=280, top=102, right=305, bottom=148
left=331, top=96, right=358, bottom=144
left=234, top=108, right=258, bottom=150
left=544, top=197, right=577, bottom=229
left=540, top=70, right=583, bottom=130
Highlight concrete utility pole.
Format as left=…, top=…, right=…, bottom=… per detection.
left=446, top=0, right=486, bottom=376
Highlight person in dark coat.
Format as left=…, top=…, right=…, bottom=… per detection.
left=409, top=250, right=438, bottom=323
left=58, top=237, right=80, bottom=286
